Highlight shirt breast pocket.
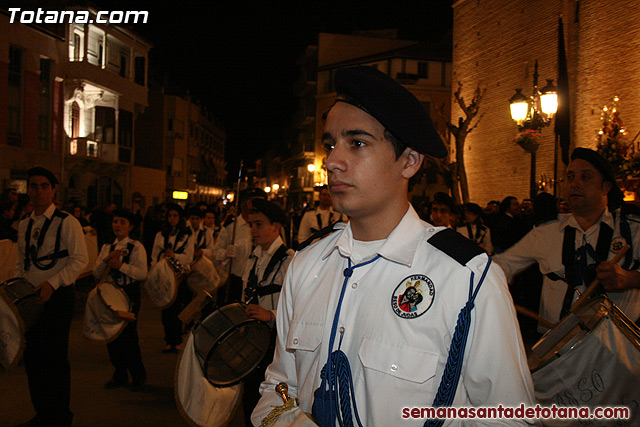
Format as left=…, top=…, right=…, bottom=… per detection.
left=358, top=337, right=440, bottom=408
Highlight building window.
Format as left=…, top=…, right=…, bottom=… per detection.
left=418, top=62, right=429, bottom=78
left=73, top=33, right=81, bottom=61
left=38, top=58, right=51, bottom=151
left=8, top=45, right=23, bottom=146
left=87, top=140, right=98, bottom=157
left=119, top=53, right=128, bottom=78
left=98, top=39, right=104, bottom=68
left=134, top=56, right=145, bottom=86
left=119, top=109, right=133, bottom=163
left=71, top=102, right=80, bottom=139
left=95, top=106, right=115, bottom=143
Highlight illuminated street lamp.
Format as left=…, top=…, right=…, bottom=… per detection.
left=264, top=186, right=271, bottom=193
left=509, top=60, right=558, bottom=197
left=272, top=184, right=280, bottom=191
left=307, top=163, right=316, bottom=173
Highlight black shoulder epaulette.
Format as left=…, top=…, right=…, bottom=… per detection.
left=297, top=221, right=341, bottom=251
left=55, top=210, right=69, bottom=219
left=427, top=228, right=485, bottom=266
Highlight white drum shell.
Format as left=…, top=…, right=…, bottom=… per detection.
left=145, top=258, right=178, bottom=309
left=0, top=293, right=23, bottom=370
left=187, top=256, right=221, bottom=294
left=531, top=298, right=640, bottom=426
left=175, top=333, right=242, bottom=427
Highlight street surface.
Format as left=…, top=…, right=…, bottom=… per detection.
left=0, top=281, right=245, bottom=427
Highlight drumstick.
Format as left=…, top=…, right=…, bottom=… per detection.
left=571, top=244, right=630, bottom=313
left=514, top=305, right=557, bottom=330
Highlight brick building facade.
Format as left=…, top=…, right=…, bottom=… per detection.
left=453, top=0, right=640, bottom=204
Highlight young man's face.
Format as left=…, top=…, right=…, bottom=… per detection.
left=112, top=216, right=133, bottom=240
left=188, top=215, right=202, bottom=230
left=204, top=212, right=215, bottom=228
left=565, top=159, right=610, bottom=214
left=27, top=175, right=55, bottom=212
left=249, top=211, right=280, bottom=249
left=323, top=102, right=416, bottom=220
left=430, top=202, right=451, bottom=227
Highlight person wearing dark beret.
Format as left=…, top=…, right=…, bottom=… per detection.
left=496, top=147, right=640, bottom=330
left=239, top=198, right=294, bottom=425
left=14, top=167, right=88, bottom=426
left=93, top=208, right=148, bottom=390
left=251, top=66, right=535, bottom=426
left=213, top=188, right=267, bottom=304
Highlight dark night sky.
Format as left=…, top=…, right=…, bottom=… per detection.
left=101, top=0, right=453, bottom=183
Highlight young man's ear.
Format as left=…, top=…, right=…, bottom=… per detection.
left=400, top=147, right=425, bottom=179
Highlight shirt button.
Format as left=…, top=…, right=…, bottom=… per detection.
left=339, top=326, right=345, bottom=334
left=292, top=338, right=299, bottom=345
left=428, top=228, right=435, bottom=232
left=390, top=364, right=398, bottom=372
left=351, top=282, right=358, bottom=289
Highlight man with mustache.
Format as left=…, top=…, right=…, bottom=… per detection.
left=251, top=66, right=534, bottom=426
left=495, top=148, right=640, bottom=331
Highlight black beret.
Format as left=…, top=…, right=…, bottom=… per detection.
left=187, top=206, right=204, bottom=218
left=463, top=202, right=483, bottom=217
left=334, top=66, right=448, bottom=158
left=571, top=147, right=624, bottom=207
left=239, top=187, right=267, bottom=205
left=251, top=198, right=287, bottom=225
left=112, top=208, right=136, bottom=224
left=27, top=167, right=59, bottom=186
left=432, top=191, right=456, bottom=211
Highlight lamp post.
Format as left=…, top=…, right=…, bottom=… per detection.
left=509, top=60, right=558, bottom=197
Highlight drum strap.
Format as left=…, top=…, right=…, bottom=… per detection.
left=245, top=244, right=289, bottom=303
left=196, top=228, right=206, bottom=250
left=160, top=229, right=191, bottom=260
left=24, top=209, right=69, bottom=272
left=109, top=242, right=135, bottom=287
left=465, top=223, right=485, bottom=244
left=559, top=222, right=613, bottom=315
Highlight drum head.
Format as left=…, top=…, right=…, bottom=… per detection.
left=193, top=303, right=272, bottom=386
left=0, top=287, right=24, bottom=370
left=83, top=282, right=131, bottom=343
left=0, top=278, right=43, bottom=333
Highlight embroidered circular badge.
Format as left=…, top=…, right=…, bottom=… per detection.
left=610, top=236, right=627, bottom=254
left=391, top=274, right=435, bottom=319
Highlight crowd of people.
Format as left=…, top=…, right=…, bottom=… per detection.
left=1, top=64, right=639, bottom=427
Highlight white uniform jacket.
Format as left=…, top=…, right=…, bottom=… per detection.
left=93, top=237, right=148, bottom=286
left=14, top=204, right=88, bottom=289
left=252, top=206, right=535, bottom=426
left=297, top=207, right=348, bottom=243
left=190, top=224, right=215, bottom=261
left=213, top=215, right=252, bottom=277
left=494, top=208, right=640, bottom=328
left=150, top=230, right=194, bottom=268
left=241, top=236, right=295, bottom=316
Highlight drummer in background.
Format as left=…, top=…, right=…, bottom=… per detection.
left=93, top=208, right=148, bottom=391
left=203, top=207, right=218, bottom=237
left=187, top=207, right=214, bottom=261
left=495, top=147, right=640, bottom=333
left=151, top=203, right=194, bottom=353
left=297, top=185, right=348, bottom=244
left=14, top=167, right=88, bottom=427
left=241, top=198, right=295, bottom=425
left=213, top=188, right=266, bottom=304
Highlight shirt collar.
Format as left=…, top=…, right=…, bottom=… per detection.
left=30, top=203, right=56, bottom=221
left=323, top=204, right=425, bottom=268
left=560, top=207, right=614, bottom=232
left=112, top=236, right=132, bottom=246
left=252, top=235, right=284, bottom=259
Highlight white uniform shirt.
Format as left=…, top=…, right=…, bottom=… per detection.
left=456, top=223, right=493, bottom=255
left=297, top=207, right=347, bottom=243
left=150, top=230, right=194, bottom=268
left=241, top=236, right=294, bottom=315
left=494, top=208, right=640, bottom=329
left=213, top=215, right=252, bottom=277
left=14, top=204, right=88, bottom=289
left=190, top=224, right=215, bottom=261
left=93, top=237, right=148, bottom=286
left=252, top=206, right=535, bottom=426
